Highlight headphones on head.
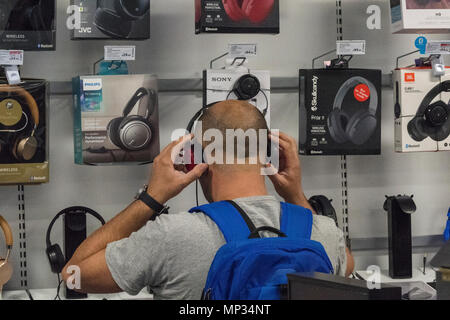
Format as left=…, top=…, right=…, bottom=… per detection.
left=107, top=87, right=157, bottom=152
left=94, top=0, right=150, bottom=39
left=222, top=0, right=275, bottom=24
left=0, top=215, right=13, bottom=290
left=46, top=207, right=105, bottom=274
left=0, top=85, right=40, bottom=162
left=327, top=76, right=379, bottom=146
left=408, top=81, right=450, bottom=142
left=308, top=195, right=338, bottom=226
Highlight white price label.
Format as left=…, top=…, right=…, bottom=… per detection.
left=426, top=41, right=450, bottom=55
left=104, top=46, right=136, bottom=61
left=336, top=40, right=366, bottom=55
left=0, top=50, right=24, bottom=66
left=228, top=44, right=257, bottom=58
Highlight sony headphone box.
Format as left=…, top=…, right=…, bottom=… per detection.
left=70, top=0, right=150, bottom=40
left=203, top=68, right=271, bottom=125
left=0, top=79, right=49, bottom=185
left=72, top=74, right=160, bottom=165
left=195, top=0, right=280, bottom=34
left=393, top=67, right=450, bottom=152
left=390, top=0, right=450, bottom=33
left=299, top=69, right=382, bottom=156
left=0, top=0, right=56, bottom=51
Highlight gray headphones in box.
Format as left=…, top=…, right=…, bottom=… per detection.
left=327, top=76, right=379, bottom=146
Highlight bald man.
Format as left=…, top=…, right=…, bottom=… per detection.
left=62, top=101, right=354, bottom=299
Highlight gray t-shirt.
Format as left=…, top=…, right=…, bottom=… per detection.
left=106, top=196, right=347, bottom=300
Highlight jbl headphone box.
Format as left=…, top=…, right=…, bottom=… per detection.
left=70, top=0, right=150, bottom=40
left=195, top=0, right=280, bottom=34
left=0, top=0, right=56, bottom=51
left=390, top=0, right=450, bottom=33
left=203, top=69, right=271, bottom=125
left=299, top=69, right=382, bottom=156
left=72, top=74, right=160, bottom=165
left=0, top=79, right=49, bottom=184
left=393, top=67, right=450, bottom=152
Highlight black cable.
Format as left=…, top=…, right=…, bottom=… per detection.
left=196, top=179, right=199, bottom=207
left=54, top=274, right=63, bottom=300
left=25, top=289, right=34, bottom=300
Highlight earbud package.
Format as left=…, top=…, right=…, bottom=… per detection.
left=70, top=0, right=150, bottom=40
left=299, top=69, right=382, bottom=156
left=0, top=79, right=49, bottom=184
left=203, top=69, right=271, bottom=126
left=195, top=0, right=279, bottom=34
left=390, top=0, right=450, bottom=33
left=0, top=0, right=56, bottom=51
left=393, top=67, right=450, bottom=152
left=72, top=74, right=160, bottom=165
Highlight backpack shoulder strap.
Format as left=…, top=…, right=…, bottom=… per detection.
left=189, top=201, right=255, bottom=243
left=280, top=202, right=313, bottom=240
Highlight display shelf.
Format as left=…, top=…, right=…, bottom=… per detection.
left=350, top=235, right=444, bottom=252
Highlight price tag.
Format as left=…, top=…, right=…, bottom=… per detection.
left=0, top=50, right=24, bottom=66
left=336, top=40, right=366, bottom=55
left=5, top=65, right=21, bottom=85
left=426, top=41, right=450, bottom=55
left=104, top=46, right=136, bottom=61
left=228, top=44, right=257, bottom=58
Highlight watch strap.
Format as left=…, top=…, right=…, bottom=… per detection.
left=138, top=192, right=169, bottom=218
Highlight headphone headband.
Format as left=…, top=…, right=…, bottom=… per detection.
left=0, top=215, right=12, bottom=266
left=417, top=80, right=450, bottom=116
left=332, top=76, right=378, bottom=115
left=0, top=85, right=40, bottom=130
left=45, top=207, right=106, bottom=248
left=122, top=87, right=157, bottom=119
left=187, top=102, right=220, bottom=133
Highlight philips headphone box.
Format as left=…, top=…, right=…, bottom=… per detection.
left=72, top=74, right=160, bottom=165
left=299, top=69, right=382, bottom=156
left=0, top=0, right=56, bottom=51
left=70, top=0, right=150, bottom=40
left=195, top=0, right=279, bottom=34
left=203, top=68, right=271, bottom=125
left=390, top=0, right=450, bottom=34
left=0, top=79, right=49, bottom=184
left=393, top=67, right=450, bottom=152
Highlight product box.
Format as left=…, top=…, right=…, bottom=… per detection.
left=299, top=69, right=382, bottom=156
left=203, top=68, right=271, bottom=125
left=0, top=0, right=56, bottom=51
left=0, top=79, right=49, bottom=184
left=390, top=0, right=450, bottom=33
left=70, top=0, right=150, bottom=40
left=73, top=75, right=160, bottom=165
left=195, top=0, right=279, bottom=34
left=393, top=67, right=450, bottom=152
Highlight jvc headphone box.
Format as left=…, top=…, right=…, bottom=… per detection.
left=0, top=79, right=49, bottom=184
left=0, top=0, right=56, bottom=51
left=70, top=0, right=150, bottom=40
left=72, top=74, right=160, bottom=165
left=203, top=68, right=271, bottom=125
left=299, top=69, right=382, bottom=156
left=195, top=0, right=280, bottom=34
left=390, top=0, right=450, bottom=33
left=393, top=67, right=450, bottom=152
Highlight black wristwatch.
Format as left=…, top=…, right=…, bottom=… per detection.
left=135, top=185, right=169, bottom=218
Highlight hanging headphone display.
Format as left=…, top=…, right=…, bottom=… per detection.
left=407, top=81, right=450, bottom=142
left=226, top=74, right=269, bottom=116
left=46, top=207, right=105, bottom=274
left=107, top=87, right=157, bottom=152
left=327, top=76, right=379, bottom=146
left=308, top=195, right=338, bottom=226
left=0, top=215, right=13, bottom=292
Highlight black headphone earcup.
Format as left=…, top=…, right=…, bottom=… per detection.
left=408, top=117, right=428, bottom=142
left=328, top=109, right=349, bottom=144
left=233, top=75, right=261, bottom=101
left=107, top=117, right=126, bottom=149
left=345, top=110, right=377, bottom=145
left=46, top=244, right=66, bottom=274
left=309, top=195, right=338, bottom=226
left=94, top=8, right=132, bottom=39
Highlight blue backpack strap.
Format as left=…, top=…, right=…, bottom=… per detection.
left=189, top=201, right=253, bottom=243
left=280, top=202, right=313, bottom=239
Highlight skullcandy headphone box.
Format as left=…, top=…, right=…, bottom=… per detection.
left=72, top=74, right=160, bottom=165
left=0, top=0, right=56, bottom=51
left=299, top=69, right=382, bottom=156
left=203, top=68, right=271, bottom=126
left=393, top=67, right=450, bottom=152
left=70, top=0, right=150, bottom=40
left=390, top=0, right=450, bottom=33
left=195, top=0, right=279, bottom=34
left=0, top=78, right=49, bottom=185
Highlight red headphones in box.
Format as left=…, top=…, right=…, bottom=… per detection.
left=222, top=0, right=275, bottom=24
